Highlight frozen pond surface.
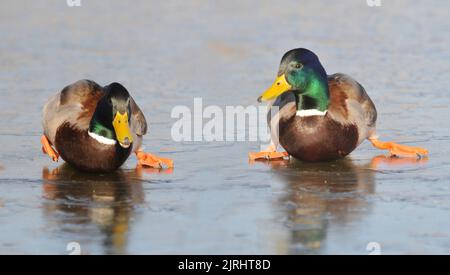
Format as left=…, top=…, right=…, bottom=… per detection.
left=0, top=0, right=449, bottom=254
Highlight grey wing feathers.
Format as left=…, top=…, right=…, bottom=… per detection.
left=42, top=80, right=102, bottom=144
left=42, top=93, right=65, bottom=144
left=59, top=79, right=103, bottom=105
left=130, top=97, right=147, bottom=136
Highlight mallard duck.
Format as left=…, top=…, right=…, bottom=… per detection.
left=41, top=80, right=173, bottom=172
left=249, top=48, right=428, bottom=162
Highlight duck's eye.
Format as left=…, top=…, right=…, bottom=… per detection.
left=294, top=63, right=303, bottom=69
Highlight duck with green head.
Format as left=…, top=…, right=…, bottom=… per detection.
left=249, top=48, right=428, bottom=161
left=41, top=80, right=173, bottom=172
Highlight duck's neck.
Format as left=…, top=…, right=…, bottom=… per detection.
left=89, top=118, right=115, bottom=140
left=296, top=76, right=329, bottom=112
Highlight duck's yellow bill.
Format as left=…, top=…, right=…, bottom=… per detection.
left=112, top=111, right=133, bottom=148
left=258, top=74, right=292, bottom=102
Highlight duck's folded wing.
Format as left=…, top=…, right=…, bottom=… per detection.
left=130, top=97, right=147, bottom=136
left=328, top=73, right=377, bottom=127
left=42, top=80, right=103, bottom=144
left=328, top=73, right=377, bottom=143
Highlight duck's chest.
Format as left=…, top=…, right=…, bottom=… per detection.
left=54, top=123, right=132, bottom=172
left=279, top=115, right=359, bottom=162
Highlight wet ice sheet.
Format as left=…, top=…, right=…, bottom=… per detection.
left=0, top=0, right=450, bottom=254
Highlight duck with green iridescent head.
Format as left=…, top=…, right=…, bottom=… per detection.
left=249, top=48, right=428, bottom=162
left=41, top=80, right=173, bottom=172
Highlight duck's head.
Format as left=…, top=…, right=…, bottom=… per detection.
left=258, top=48, right=329, bottom=110
left=90, top=82, right=134, bottom=148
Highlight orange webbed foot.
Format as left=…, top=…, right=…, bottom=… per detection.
left=369, top=137, right=428, bottom=158
left=41, top=135, right=59, bottom=162
left=248, top=151, right=289, bottom=161
left=136, top=151, right=173, bottom=169
left=248, top=144, right=289, bottom=161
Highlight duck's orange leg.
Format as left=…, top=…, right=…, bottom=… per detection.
left=248, top=143, right=289, bottom=161
left=136, top=150, right=173, bottom=169
left=369, top=137, right=428, bottom=158
left=41, top=135, right=59, bottom=162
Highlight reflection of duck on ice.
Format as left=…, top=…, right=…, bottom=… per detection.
left=41, top=164, right=166, bottom=254
left=265, top=156, right=427, bottom=254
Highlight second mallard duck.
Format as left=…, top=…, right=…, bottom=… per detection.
left=249, top=48, right=428, bottom=162
left=42, top=80, right=173, bottom=172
